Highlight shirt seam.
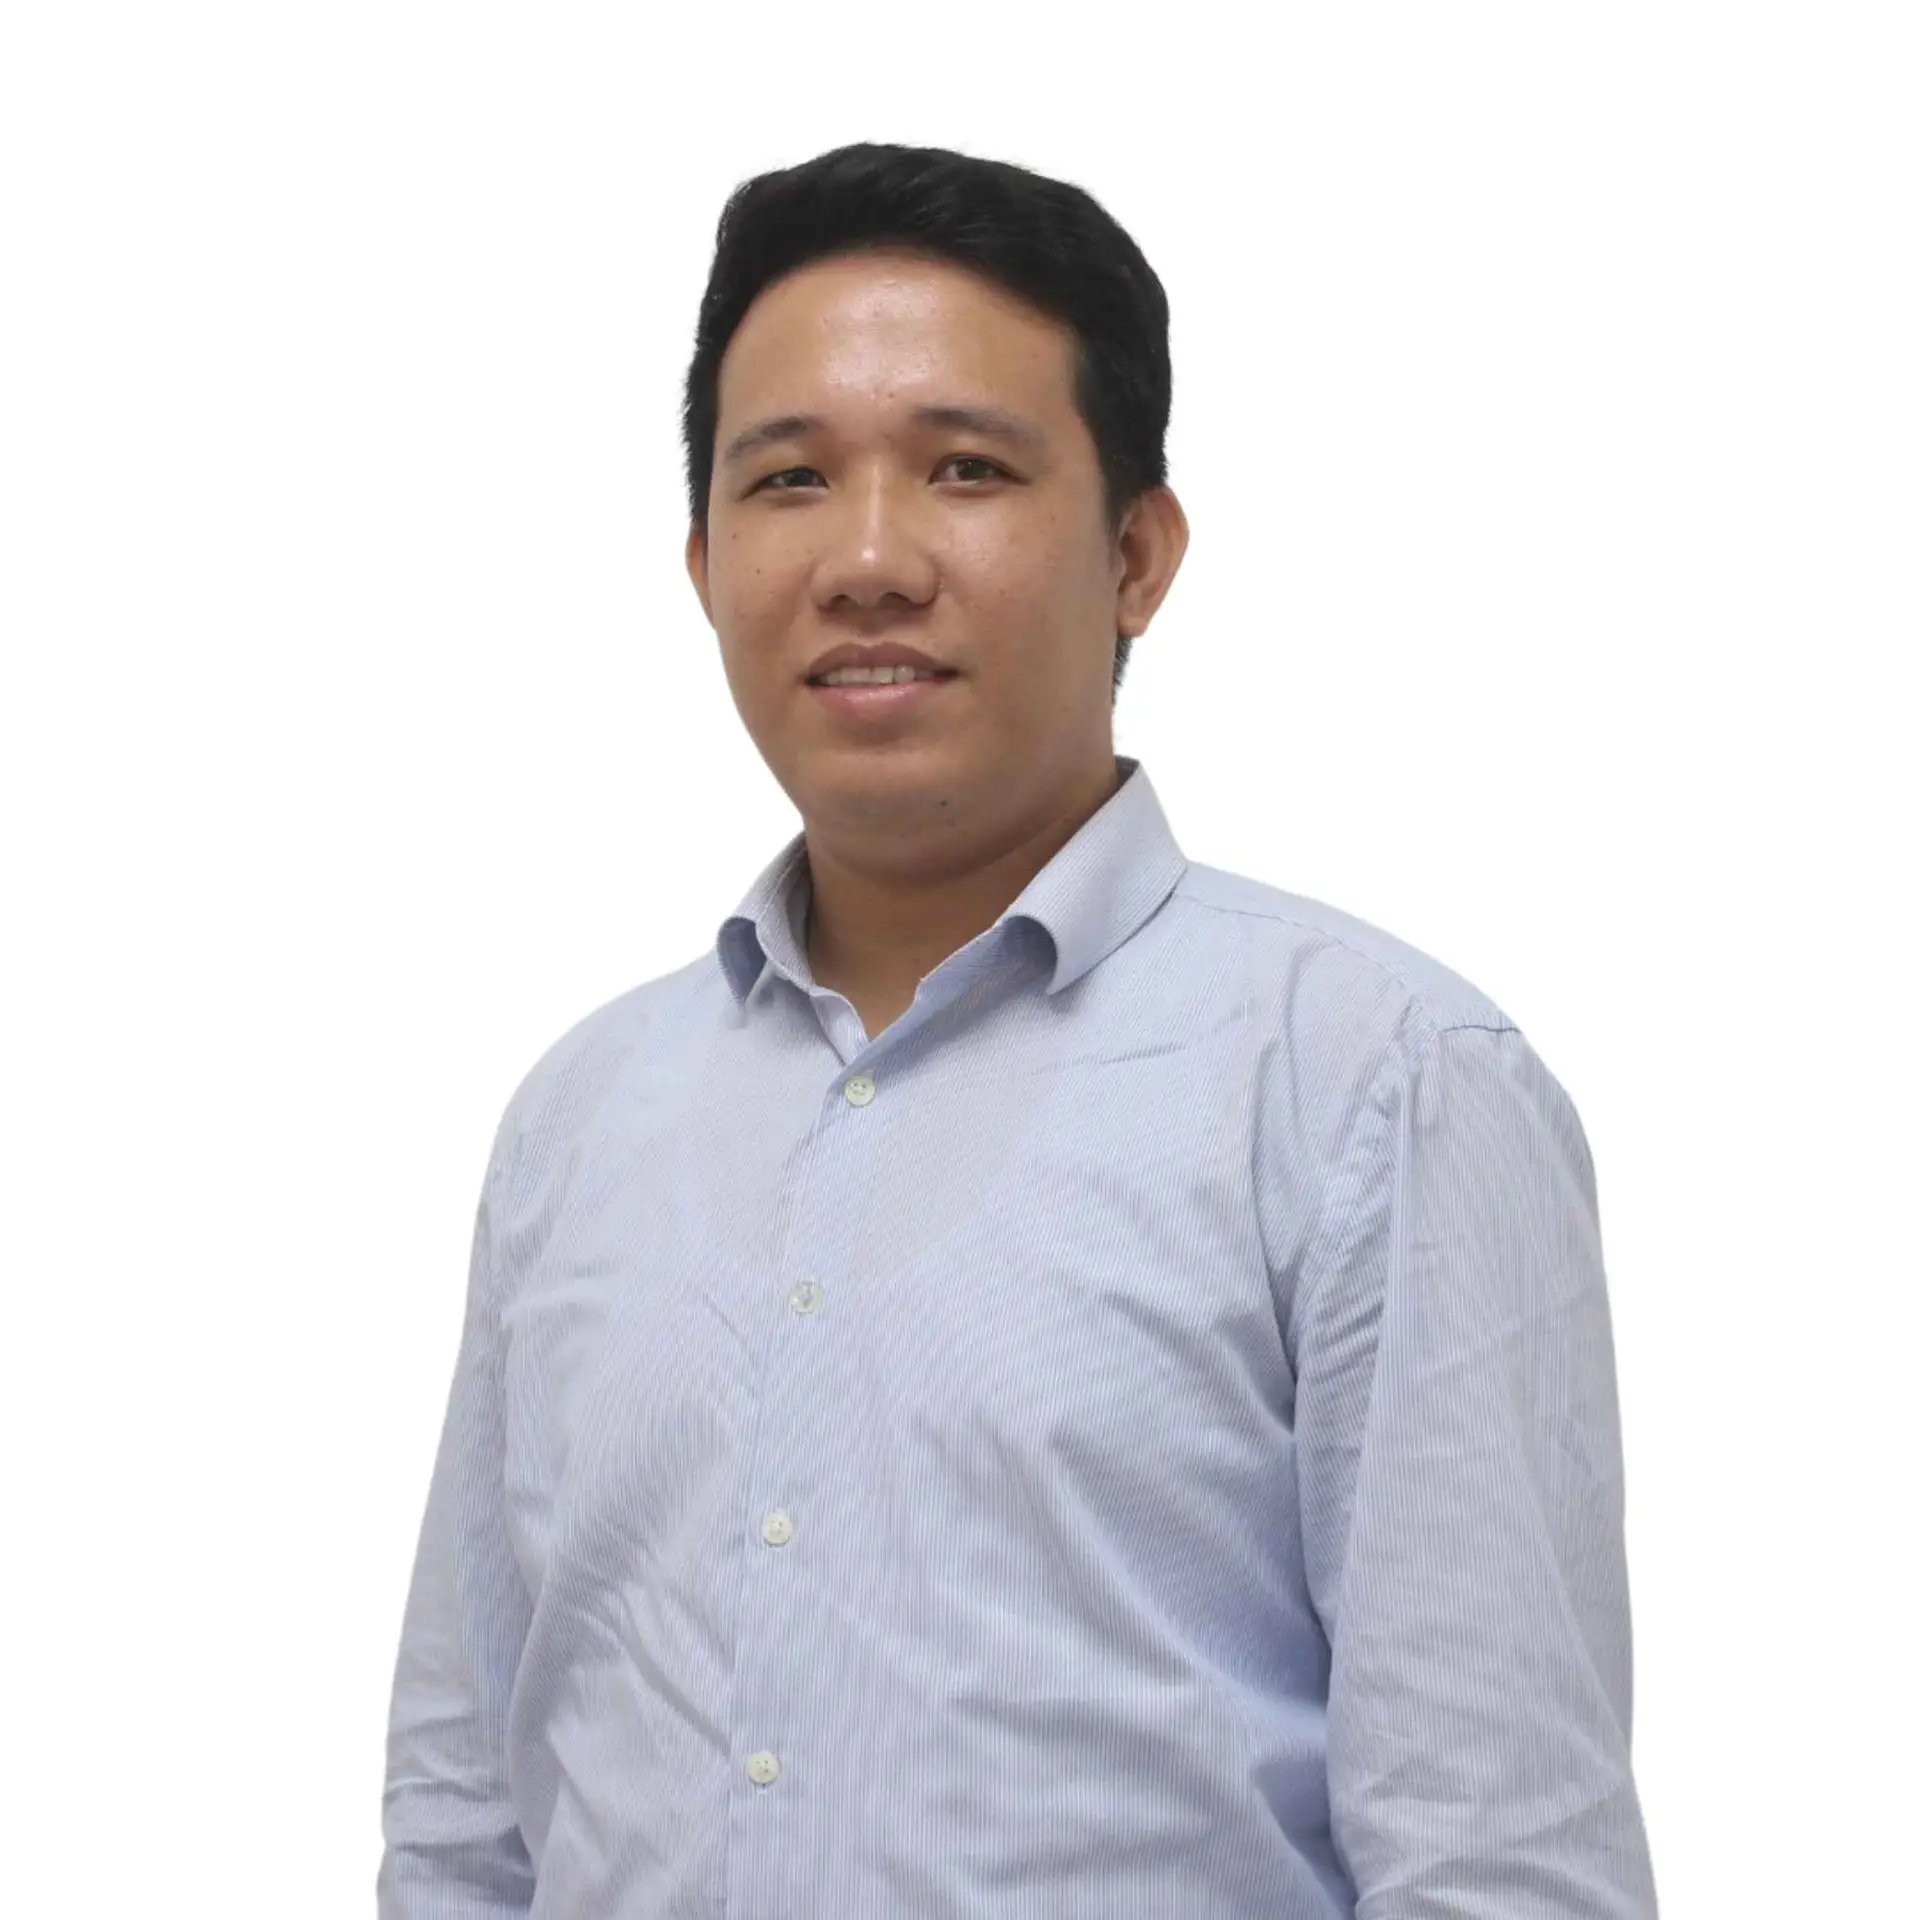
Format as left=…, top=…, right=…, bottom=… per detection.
left=1172, top=887, right=1520, bottom=1037
left=1285, top=1018, right=1529, bottom=1346
left=1286, top=1002, right=1434, bottom=1339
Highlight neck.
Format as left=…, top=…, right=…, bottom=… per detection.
left=803, top=754, right=1123, bottom=1010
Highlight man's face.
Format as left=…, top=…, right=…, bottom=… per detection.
left=686, top=249, right=1135, bottom=842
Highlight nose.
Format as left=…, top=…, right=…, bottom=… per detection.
left=811, top=464, right=939, bottom=614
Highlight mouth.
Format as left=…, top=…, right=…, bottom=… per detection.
left=805, top=669, right=961, bottom=719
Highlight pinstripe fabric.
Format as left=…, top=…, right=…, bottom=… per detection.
left=378, top=755, right=1658, bottom=1919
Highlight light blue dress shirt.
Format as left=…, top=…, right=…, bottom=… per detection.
left=378, top=754, right=1658, bottom=1918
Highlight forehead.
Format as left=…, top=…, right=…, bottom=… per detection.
left=715, top=250, right=1078, bottom=424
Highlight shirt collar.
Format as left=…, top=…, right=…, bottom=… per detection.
left=715, top=755, right=1188, bottom=1007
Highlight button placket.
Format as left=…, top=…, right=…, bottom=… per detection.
left=739, top=1063, right=878, bottom=1820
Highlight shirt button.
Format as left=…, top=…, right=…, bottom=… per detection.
left=788, top=1279, right=823, bottom=1315
left=760, top=1509, right=795, bottom=1547
left=843, top=1073, right=876, bottom=1106
left=745, top=1750, right=781, bottom=1786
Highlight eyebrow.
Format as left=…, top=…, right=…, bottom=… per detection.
left=720, top=403, right=1047, bottom=468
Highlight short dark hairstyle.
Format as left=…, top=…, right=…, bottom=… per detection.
left=681, top=142, right=1173, bottom=701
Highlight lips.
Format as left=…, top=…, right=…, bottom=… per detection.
left=806, top=671, right=959, bottom=720
left=808, top=668, right=956, bottom=688
left=805, top=644, right=955, bottom=681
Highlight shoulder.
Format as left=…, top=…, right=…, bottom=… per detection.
left=484, top=955, right=715, bottom=1184
left=1170, top=860, right=1518, bottom=1046
left=1168, top=868, right=1594, bottom=1310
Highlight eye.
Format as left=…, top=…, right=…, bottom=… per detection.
left=751, top=455, right=1009, bottom=495
left=941, top=455, right=1006, bottom=483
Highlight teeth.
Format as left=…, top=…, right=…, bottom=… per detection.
left=815, top=665, right=943, bottom=686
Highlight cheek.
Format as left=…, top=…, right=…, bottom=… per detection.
left=952, top=512, right=1105, bottom=623
left=710, top=532, right=796, bottom=628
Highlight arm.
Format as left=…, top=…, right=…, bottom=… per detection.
left=1291, top=1019, right=1658, bottom=1917
left=377, top=1139, right=537, bottom=1918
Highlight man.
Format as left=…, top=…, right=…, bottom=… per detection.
left=378, top=140, right=1659, bottom=1917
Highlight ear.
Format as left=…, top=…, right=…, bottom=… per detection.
left=1115, top=485, right=1190, bottom=638
left=685, top=522, right=712, bottom=625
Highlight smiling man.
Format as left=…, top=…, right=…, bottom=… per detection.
left=378, top=142, right=1659, bottom=1918
left=689, top=231, right=1183, bottom=1044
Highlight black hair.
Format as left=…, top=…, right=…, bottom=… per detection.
left=680, top=142, right=1172, bottom=701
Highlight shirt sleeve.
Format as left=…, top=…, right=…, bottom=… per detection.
left=377, top=1135, right=537, bottom=1918
left=1290, top=1018, right=1660, bottom=1918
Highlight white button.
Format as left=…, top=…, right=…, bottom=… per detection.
left=788, top=1279, right=823, bottom=1315
left=843, top=1073, right=876, bottom=1106
left=745, top=1749, right=781, bottom=1786
left=760, top=1509, right=795, bottom=1547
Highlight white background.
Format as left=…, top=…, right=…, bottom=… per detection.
left=3, top=4, right=1913, bottom=1912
